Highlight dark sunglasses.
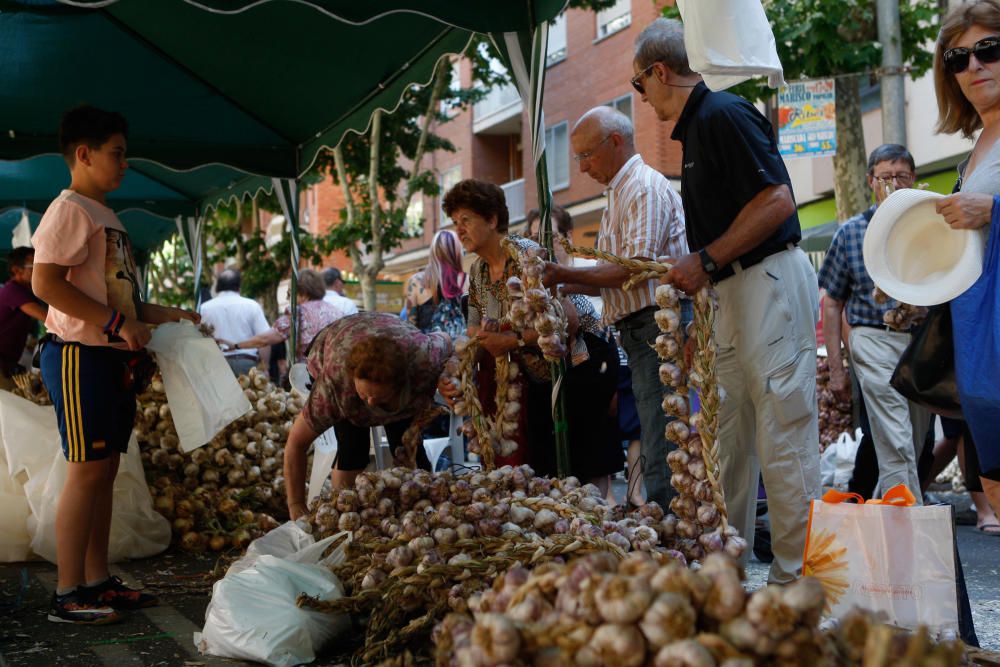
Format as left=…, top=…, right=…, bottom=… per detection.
left=943, top=36, right=1000, bottom=74
left=630, top=62, right=657, bottom=94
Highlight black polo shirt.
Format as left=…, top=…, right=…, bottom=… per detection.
left=670, top=82, right=801, bottom=275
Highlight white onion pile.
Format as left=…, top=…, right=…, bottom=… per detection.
left=137, top=367, right=303, bottom=550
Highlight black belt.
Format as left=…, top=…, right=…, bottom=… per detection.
left=713, top=242, right=797, bottom=283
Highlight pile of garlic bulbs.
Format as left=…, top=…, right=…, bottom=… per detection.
left=433, top=551, right=965, bottom=667
left=137, top=367, right=304, bottom=548
left=305, top=465, right=681, bottom=559
left=655, top=285, right=747, bottom=563
left=299, top=465, right=691, bottom=662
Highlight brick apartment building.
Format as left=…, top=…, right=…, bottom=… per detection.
left=256, top=0, right=677, bottom=309
left=377, top=0, right=675, bottom=277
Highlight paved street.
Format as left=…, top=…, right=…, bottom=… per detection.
left=1, top=490, right=997, bottom=666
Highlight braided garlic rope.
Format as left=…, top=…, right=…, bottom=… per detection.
left=558, top=237, right=673, bottom=290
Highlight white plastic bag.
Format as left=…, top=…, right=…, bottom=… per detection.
left=0, top=391, right=170, bottom=562
left=146, top=321, right=251, bottom=452
left=804, top=488, right=958, bottom=634
left=820, top=428, right=862, bottom=491
left=676, top=0, right=784, bottom=91
left=198, top=524, right=350, bottom=667
left=0, top=424, right=32, bottom=562
left=228, top=521, right=347, bottom=576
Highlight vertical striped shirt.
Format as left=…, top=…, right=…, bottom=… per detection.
left=596, top=154, right=689, bottom=325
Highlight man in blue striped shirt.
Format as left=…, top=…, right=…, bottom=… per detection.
left=818, top=144, right=930, bottom=501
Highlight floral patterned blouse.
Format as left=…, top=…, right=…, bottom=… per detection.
left=301, top=312, right=453, bottom=431
left=468, top=235, right=605, bottom=338
left=274, top=299, right=345, bottom=362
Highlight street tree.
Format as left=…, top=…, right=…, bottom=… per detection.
left=315, top=1, right=617, bottom=310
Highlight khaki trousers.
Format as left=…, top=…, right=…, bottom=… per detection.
left=848, top=327, right=930, bottom=502
left=715, top=248, right=822, bottom=584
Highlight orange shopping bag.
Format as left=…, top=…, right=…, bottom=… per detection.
left=802, top=485, right=958, bottom=635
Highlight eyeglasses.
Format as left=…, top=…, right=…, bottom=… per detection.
left=630, top=62, right=657, bottom=94
left=572, top=134, right=612, bottom=163
left=943, top=36, right=1000, bottom=74
left=873, top=172, right=916, bottom=186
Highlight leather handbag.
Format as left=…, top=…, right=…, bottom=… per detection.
left=889, top=304, right=963, bottom=419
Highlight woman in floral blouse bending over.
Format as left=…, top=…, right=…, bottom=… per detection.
left=283, top=312, right=452, bottom=519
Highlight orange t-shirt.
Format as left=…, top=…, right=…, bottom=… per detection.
left=32, top=190, right=143, bottom=348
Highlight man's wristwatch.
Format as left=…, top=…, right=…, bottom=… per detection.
left=233, top=342, right=240, bottom=350
left=698, top=248, right=719, bottom=274
left=514, top=330, right=526, bottom=348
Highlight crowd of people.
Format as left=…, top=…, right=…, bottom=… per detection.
left=4, top=1, right=999, bottom=629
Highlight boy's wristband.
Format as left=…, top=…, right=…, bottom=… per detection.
left=103, top=310, right=126, bottom=337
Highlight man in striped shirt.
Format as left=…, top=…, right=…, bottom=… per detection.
left=542, top=106, right=689, bottom=508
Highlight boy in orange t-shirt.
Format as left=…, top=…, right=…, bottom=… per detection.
left=32, top=106, right=199, bottom=625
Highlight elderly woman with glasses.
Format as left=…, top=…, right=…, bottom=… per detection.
left=932, top=0, right=1000, bottom=513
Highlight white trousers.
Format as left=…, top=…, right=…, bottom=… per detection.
left=849, top=327, right=930, bottom=502
left=714, top=248, right=822, bottom=584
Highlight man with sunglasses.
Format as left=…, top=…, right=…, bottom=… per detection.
left=818, top=144, right=930, bottom=503
left=634, top=18, right=820, bottom=585
left=540, top=105, right=688, bottom=510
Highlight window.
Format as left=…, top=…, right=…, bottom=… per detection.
left=596, top=0, right=630, bottom=39
left=545, top=122, right=569, bottom=191
left=404, top=197, right=424, bottom=236
left=439, top=166, right=462, bottom=225
left=546, top=13, right=567, bottom=66
left=606, top=94, right=633, bottom=122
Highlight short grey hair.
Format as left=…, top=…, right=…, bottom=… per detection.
left=634, top=18, right=694, bottom=76
left=573, top=106, right=634, bottom=145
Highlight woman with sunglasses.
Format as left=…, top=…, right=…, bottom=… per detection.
left=933, top=0, right=1000, bottom=512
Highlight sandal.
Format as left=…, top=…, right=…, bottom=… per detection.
left=976, top=522, right=1000, bottom=536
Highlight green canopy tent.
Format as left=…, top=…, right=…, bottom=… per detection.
left=4, top=1, right=570, bottom=467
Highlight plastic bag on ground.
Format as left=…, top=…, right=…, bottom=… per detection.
left=820, top=427, right=862, bottom=490
left=0, top=391, right=170, bottom=563
left=228, top=521, right=347, bottom=576
left=198, top=524, right=350, bottom=666
left=146, top=321, right=251, bottom=452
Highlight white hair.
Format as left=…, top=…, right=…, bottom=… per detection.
left=573, top=106, right=634, bottom=145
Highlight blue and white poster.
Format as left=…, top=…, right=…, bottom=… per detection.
left=778, top=79, right=836, bottom=159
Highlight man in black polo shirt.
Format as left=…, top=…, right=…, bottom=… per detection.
left=633, top=18, right=820, bottom=584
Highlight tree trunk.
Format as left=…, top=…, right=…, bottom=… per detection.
left=832, top=75, right=870, bottom=221
left=261, top=286, right=279, bottom=323
left=360, top=270, right=377, bottom=312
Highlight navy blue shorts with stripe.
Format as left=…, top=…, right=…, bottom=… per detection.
left=39, top=340, right=137, bottom=463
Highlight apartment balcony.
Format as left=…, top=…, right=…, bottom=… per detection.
left=503, top=178, right=525, bottom=224
left=473, top=83, right=523, bottom=135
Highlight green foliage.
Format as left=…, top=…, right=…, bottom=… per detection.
left=662, top=0, right=940, bottom=103
left=145, top=238, right=196, bottom=309
left=318, top=0, right=622, bottom=261
left=201, top=201, right=322, bottom=302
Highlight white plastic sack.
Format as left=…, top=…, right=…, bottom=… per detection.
left=804, top=493, right=958, bottom=634
left=228, top=521, right=347, bottom=577
left=676, top=0, right=784, bottom=91
left=0, top=391, right=170, bottom=563
left=0, top=423, right=32, bottom=562
left=820, top=427, right=863, bottom=490
left=308, top=428, right=338, bottom=504
left=198, top=524, right=350, bottom=667
left=146, top=321, right=251, bottom=452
